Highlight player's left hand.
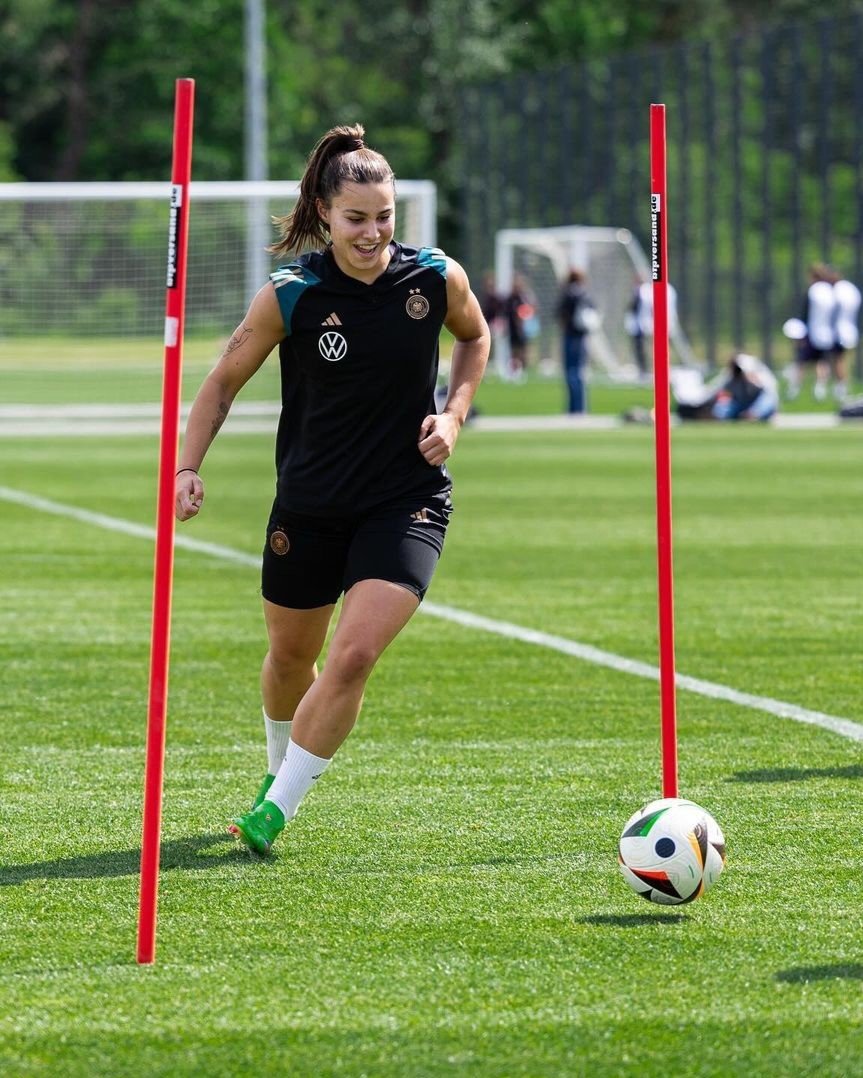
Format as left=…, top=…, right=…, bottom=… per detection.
left=418, top=412, right=461, bottom=467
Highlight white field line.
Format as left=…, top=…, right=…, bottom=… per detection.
left=0, top=402, right=280, bottom=418
left=0, top=485, right=258, bottom=568
left=2, top=483, right=861, bottom=743
left=0, top=402, right=847, bottom=436
left=0, top=401, right=279, bottom=438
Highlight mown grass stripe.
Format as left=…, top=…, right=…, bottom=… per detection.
left=3, top=482, right=861, bottom=743
left=420, top=603, right=863, bottom=742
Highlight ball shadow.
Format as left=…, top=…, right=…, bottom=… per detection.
left=580, top=913, right=689, bottom=927
left=776, top=963, right=863, bottom=983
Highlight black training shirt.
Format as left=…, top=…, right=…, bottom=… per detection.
left=269, top=242, right=451, bottom=516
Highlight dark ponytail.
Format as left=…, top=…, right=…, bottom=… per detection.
left=270, top=123, right=395, bottom=258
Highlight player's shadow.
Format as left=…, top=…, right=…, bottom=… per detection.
left=579, top=913, right=688, bottom=927
left=0, top=831, right=245, bottom=887
left=776, top=964, right=863, bottom=983
left=727, top=764, right=863, bottom=783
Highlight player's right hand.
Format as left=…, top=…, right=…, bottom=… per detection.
left=175, top=470, right=204, bottom=521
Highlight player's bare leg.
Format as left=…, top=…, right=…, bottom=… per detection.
left=230, top=581, right=419, bottom=854
left=290, top=579, right=419, bottom=757
left=247, top=601, right=334, bottom=809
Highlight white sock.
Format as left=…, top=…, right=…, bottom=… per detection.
left=264, top=709, right=292, bottom=775
left=266, top=740, right=331, bottom=821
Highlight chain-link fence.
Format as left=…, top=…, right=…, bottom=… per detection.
left=459, top=13, right=863, bottom=375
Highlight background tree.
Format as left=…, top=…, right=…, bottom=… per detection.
left=5, top=0, right=862, bottom=261
left=1, top=0, right=748, bottom=186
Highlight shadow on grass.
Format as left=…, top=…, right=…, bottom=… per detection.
left=579, top=913, right=688, bottom=927
left=728, top=764, right=863, bottom=783
left=776, top=964, right=863, bottom=983
left=0, top=831, right=250, bottom=887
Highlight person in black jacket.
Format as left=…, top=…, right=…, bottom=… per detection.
left=557, top=268, right=598, bottom=413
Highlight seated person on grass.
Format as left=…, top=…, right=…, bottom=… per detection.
left=673, top=353, right=778, bottom=422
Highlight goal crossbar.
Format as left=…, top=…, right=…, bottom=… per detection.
left=0, top=179, right=436, bottom=203
left=0, top=180, right=437, bottom=249
left=0, top=180, right=437, bottom=339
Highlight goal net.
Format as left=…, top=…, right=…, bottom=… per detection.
left=0, top=180, right=437, bottom=341
left=493, top=225, right=697, bottom=380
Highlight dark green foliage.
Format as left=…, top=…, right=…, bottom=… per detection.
left=3, top=3, right=863, bottom=359
left=4, top=0, right=856, bottom=187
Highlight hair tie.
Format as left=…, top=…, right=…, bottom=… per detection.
left=350, top=137, right=364, bottom=150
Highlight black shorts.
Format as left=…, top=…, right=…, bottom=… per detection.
left=799, top=341, right=829, bottom=363
left=261, top=490, right=454, bottom=609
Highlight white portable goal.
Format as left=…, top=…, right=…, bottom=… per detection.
left=0, top=180, right=437, bottom=340
left=494, top=225, right=697, bottom=379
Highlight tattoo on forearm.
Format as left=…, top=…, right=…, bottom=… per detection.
left=223, top=324, right=253, bottom=356
left=209, top=401, right=229, bottom=440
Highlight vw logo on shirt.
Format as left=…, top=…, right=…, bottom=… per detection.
left=319, top=331, right=348, bottom=362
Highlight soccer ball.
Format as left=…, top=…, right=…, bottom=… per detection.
left=618, top=797, right=726, bottom=906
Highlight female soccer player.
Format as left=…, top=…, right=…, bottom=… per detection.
left=175, top=124, right=490, bottom=854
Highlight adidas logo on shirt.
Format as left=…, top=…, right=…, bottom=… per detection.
left=321, top=312, right=343, bottom=326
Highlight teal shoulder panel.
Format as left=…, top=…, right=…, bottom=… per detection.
left=270, top=263, right=322, bottom=335
left=417, top=247, right=447, bottom=278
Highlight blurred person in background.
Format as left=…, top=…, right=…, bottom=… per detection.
left=784, top=262, right=836, bottom=401
left=625, top=274, right=679, bottom=381
left=504, top=273, right=536, bottom=381
left=671, top=352, right=778, bottom=422
left=479, top=271, right=504, bottom=332
left=557, top=268, right=599, bottom=414
left=710, top=352, right=778, bottom=422
left=826, top=265, right=860, bottom=402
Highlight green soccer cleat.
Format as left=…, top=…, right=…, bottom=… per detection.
left=252, top=772, right=275, bottom=810
left=228, top=800, right=285, bottom=856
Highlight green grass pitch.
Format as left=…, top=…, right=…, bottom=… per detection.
left=2, top=365, right=863, bottom=1074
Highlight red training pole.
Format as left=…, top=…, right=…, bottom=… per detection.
left=137, top=78, right=195, bottom=965
left=649, top=103, right=678, bottom=800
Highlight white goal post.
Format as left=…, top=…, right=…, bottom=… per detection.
left=0, top=180, right=437, bottom=340
left=494, top=224, right=698, bottom=379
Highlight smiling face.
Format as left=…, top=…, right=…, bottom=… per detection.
left=317, top=180, right=396, bottom=282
